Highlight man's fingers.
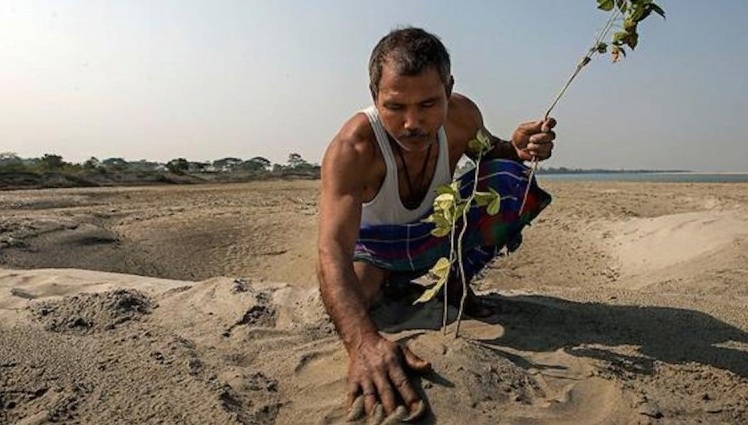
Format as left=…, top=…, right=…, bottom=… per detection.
left=371, top=403, right=385, bottom=424
left=542, top=117, right=557, bottom=132
left=389, top=367, right=420, bottom=413
left=346, top=381, right=360, bottom=410
left=373, top=375, right=398, bottom=415
left=404, top=400, right=427, bottom=422
left=529, top=131, right=555, bottom=145
left=519, top=120, right=543, bottom=135
left=362, top=381, right=377, bottom=416
left=381, top=405, right=410, bottom=425
left=520, top=118, right=556, bottom=139
left=346, top=395, right=365, bottom=422
left=402, top=346, right=432, bottom=373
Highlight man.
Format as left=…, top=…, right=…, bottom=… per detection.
left=317, top=27, right=556, bottom=421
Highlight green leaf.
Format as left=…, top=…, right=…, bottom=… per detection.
left=597, top=0, right=614, bottom=12
left=423, top=211, right=448, bottom=227
left=433, top=214, right=451, bottom=229
left=472, top=191, right=493, bottom=207
left=430, top=226, right=451, bottom=238
left=623, top=18, right=637, bottom=32
left=434, top=193, right=455, bottom=211
left=476, top=129, right=489, bottom=145
left=487, top=188, right=501, bottom=215
left=596, top=42, right=608, bottom=54
left=612, top=31, right=627, bottom=44
left=415, top=257, right=451, bottom=304
left=638, top=7, right=652, bottom=22
left=624, top=31, right=639, bottom=50
left=430, top=257, right=451, bottom=278
left=649, top=3, right=666, bottom=19
left=467, top=139, right=481, bottom=153
left=444, top=206, right=453, bottom=223
left=436, top=183, right=456, bottom=196
left=454, top=203, right=467, bottom=219
left=468, top=131, right=492, bottom=157
left=630, top=3, right=645, bottom=21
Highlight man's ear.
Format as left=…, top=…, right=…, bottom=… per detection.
left=369, top=84, right=377, bottom=102
left=446, top=76, right=454, bottom=98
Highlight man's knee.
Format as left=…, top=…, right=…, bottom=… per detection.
left=352, top=261, right=389, bottom=307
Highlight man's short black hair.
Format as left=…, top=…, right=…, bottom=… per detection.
left=368, top=27, right=452, bottom=97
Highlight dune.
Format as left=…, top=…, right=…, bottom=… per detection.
left=1, top=180, right=747, bottom=424
left=606, top=210, right=748, bottom=289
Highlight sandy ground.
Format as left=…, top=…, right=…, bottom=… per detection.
left=1, top=179, right=747, bottom=424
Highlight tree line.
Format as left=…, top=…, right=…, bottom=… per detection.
left=0, top=152, right=319, bottom=176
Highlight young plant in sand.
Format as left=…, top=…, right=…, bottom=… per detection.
left=417, top=0, right=666, bottom=338
left=416, top=129, right=499, bottom=336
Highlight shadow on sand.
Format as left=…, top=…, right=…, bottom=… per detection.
left=375, top=291, right=748, bottom=379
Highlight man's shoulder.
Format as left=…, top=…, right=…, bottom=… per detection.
left=336, top=111, right=376, bottom=149
left=322, top=111, right=382, bottom=178
left=447, top=93, right=483, bottom=142
left=448, top=93, right=482, bottom=124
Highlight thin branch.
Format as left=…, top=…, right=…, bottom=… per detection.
left=454, top=153, right=484, bottom=337
left=519, top=7, right=622, bottom=216
left=443, top=213, right=458, bottom=335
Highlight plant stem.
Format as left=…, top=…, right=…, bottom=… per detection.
left=454, top=154, right=483, bottom=338
left=443, top=213, right=458, bottom=335
left=519, top=7, right=622, bottom=216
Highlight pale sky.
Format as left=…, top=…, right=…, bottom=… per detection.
left=1, top=0, right=746, bottom=171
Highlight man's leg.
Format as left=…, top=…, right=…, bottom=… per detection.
left=445, top=245, right=503, bottom=317
left=352, top=260, right=390, bottom=308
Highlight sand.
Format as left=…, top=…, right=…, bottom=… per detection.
left=1, top=180, right=746, bottom=424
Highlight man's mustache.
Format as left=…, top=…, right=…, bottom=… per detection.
left=397, top=129, right=428, bottom=139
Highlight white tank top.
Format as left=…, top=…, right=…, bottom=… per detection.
left=360, top=106, right=452, bottom=226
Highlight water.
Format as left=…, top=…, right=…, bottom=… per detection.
left=537, top=172, right=748, bottom=183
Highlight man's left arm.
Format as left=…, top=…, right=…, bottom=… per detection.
left=452, top=94, right=557, bottom=163
left=482, top=118, right=557, bottom=162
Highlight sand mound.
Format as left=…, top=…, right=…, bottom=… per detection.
left=30, top=289, right=152, bottom=334
left=609, top=211, right=747, bottom=274
left=606, top=210, right=748, bottom=290
left=1, top=273, right=650, bottom=425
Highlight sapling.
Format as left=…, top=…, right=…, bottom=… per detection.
left=416, top=129, right=498, bottom=335
left=417, top=0, right=666, bottom=337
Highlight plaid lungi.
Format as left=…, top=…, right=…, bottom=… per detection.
left=353, top=159, right=552, bottom=282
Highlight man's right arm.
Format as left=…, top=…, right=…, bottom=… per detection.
left=317, top=125, right=429, bottom=420
left=317, top=131, right=379, bottom=353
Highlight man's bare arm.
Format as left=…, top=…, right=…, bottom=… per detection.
left=317, top=126, right=430, bottom=420
left=450, top=94, right=555, bottom=162
left=317, top=133, right=378, bottom=351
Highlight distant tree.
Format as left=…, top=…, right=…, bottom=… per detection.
left=40, top=154, right=65, bottom=171
left=0, top=152, right=20, bottom=163
left=188, top=161, right=209, bottom=172
left=102, top=157, right=129, bottom=171
left=128, top=159, right=164, bottom=172
left=287, top=153, right=308, bottom=169
left=83, top=157, right=102, bottom=170
left=166, top=158, right=189, bottom=174
left=0, top=152, right=26, bottom=172
left=249, top=156, right=271, bottom=171
left=212, top=157, right=243, bottom=172
left=240, top=156, right=272, bottom=172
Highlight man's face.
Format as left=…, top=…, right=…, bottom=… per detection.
left=373, top=62, right=452, bottom=152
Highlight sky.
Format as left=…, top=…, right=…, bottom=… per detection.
left=1, top=0, right=747, bottom=171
